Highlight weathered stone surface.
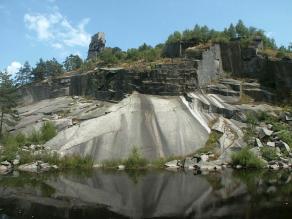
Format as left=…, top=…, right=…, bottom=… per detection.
left=255, top=138, right=263, bottom=147
left=267, top=142, right=276, bottom=147
left=46, top=93, right=211, bottom=163
left=183, top=157, right=197, bottom=169
left=259, top=128, right=273, bottom=139
left=18, top=162, right=39, bottom=173
left=117, top=165, right=125, bottom=170
left=277, top=141, right=290, bottom=152
left=0, top=165, right=10, bottom=174
left=165, top=160, right=180, bottom=169
left=87, top=32, right=106, bottom=60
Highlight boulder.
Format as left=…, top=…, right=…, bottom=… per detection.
left=1, top=160, right=12, bottom=167
left=164, top=160, right=180, bottom=169
left=183, top=157, right=197, bottom=169
left=269, top=164, right=279, bottom=170
left=18, top=162, right=39, bottom=173
left=117, top=165, right=125, bottom=170
left=259, top=128, right=273, bottom=139
left=40, top=163, right=51, bottom=172
left=200, top=154, right=209, bottom=162
left=0, top=165, right=10, bottom=174
left=276, top=141, right=291, bottom=153
left=255, top=138, right=263, bottom=147
left=13, top=159, right=20, bottom=166
left=267, top=142, right=275, bottom=147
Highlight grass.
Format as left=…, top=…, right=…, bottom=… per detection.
left=195, top=131, right=221, bottom=155
left=40, top=122, right=57, bottom=142
left=0, top=122, right=93, bottom=170
left=150, top=156, right=183, bottom=169
left=123, top=147, right=148, bottom=169
left=58, top=155, right=94, bottom=169
left=101, top=148, right=184, bottom=169
left=17, top=150, right=93, bottom=170
left=277, top=130, right=292, bottom=147
left=231, top=148, right=265, bottom=169
left=239, top=93, right=253, bottom=104
left=260, top=147, right=278, bottom=161
left=101, top=147, right=147, bottom=169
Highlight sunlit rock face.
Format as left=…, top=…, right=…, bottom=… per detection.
left=45, top=93, right=212, bottom=163
left=87, top=32, right=106, bottom=60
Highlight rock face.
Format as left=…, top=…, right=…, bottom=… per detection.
left=87, top=32, right=106, bottom=60
left=20, top=45, right=223, bottom=105
left=220, top=40, right=292, bottom=101
left=45, top=93, right=211, bottom=163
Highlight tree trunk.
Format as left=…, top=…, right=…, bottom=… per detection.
left=0, top=112, right=4, bottom=137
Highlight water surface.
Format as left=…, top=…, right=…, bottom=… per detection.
left=0, top=169, right=291, bottom=219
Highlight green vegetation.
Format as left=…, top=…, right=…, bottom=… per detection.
left=0, top=124, right=93, bottom=169
left=277, top=130, right=292, bottom=147
left=261, top=147, right=278, bottom=161
left=231, top=148, right=265, bottom=169
left=40, top=122, right=57, bottom=142
left=58, top=155, right=93, bottom=169
left=102, top=148, right=184, bottom=169
left=63, top=54, right=83, bottom=71
left=123, top=147, right=148, bottom=169
left=166, top=20, right=277, bottom=49
left=102, top=147, right=148, bottom=169
left=0, top=71, right=19, bottom=137
left=0, top=122, right=57, bottom=162
left=195, top=131, right=221, bottom=155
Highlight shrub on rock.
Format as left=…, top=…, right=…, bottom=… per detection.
left=231, top=148, right=265, bottom=169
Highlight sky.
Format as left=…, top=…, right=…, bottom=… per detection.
left=0, top=0, right=291, bottom=76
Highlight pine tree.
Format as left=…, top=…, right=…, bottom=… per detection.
left=227, top=24, right=237, bottom=38
left=63, top=54, right=83, bottom=71
left=45, top=58, right=64, bottom=77
left=0, top=71, right=19, bottom=137
left=15, top=61, right=32, bottom=86
left=235, top=20, right=249, bottom=38
left=32, top=58, right=46, bottom=82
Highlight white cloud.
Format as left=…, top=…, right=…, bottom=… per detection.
left=24, top=9, right=91, bottom=49
left=266, top=32, right=273, bottom=38
left=6, top=61, right=22, bottom=76
left=52, top=42, right=63, bottom=49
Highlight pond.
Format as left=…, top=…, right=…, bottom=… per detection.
left=0, top=169, right=291, bottom=219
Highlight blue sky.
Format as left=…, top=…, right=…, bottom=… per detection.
left=1, top=0, right=291, bottom=75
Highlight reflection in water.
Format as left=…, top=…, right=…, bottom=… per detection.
left=0, top=169, right=291, bottom=219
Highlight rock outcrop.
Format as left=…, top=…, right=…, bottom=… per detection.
left=87, top=32, right=106, bottom=60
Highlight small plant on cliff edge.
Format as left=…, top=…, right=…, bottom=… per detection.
left=231, top=148, right=264, bottom=169
left=40, top=122, right=57, bottom=142
left=124, top=147, right=147, bottom=169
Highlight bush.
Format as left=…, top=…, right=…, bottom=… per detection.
left=261, top=147, right=278, bottom=161
left=59, top=155, right=93, bottom=169
left=101, top=159, right=123, bottom=168
left=124, top=147, right=147, bottom=169
left=41, top=122, right=57, bottom=142
left=1, top=135, right=19, bottom=161
left=196, top=131, right=221, bottom=154
left=15, top=133, right=26, bottom=146
left=28, top=129, right=42, bottom=144
left=231, top=148, right=265, bottom=169
left=277, top=130, right=292, bottom=147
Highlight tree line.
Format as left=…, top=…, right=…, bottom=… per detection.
left=166, top=20, right=278, bottom=49
left=14, top=54, right=83, bottom=86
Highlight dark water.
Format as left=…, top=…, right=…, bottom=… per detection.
left=0, top=169, right=291, bottom=219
